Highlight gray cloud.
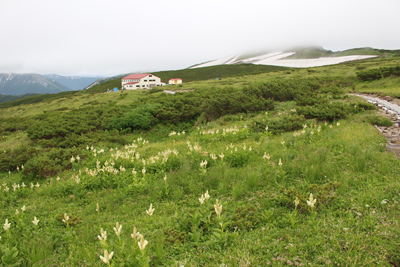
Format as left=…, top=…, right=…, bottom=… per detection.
left=1, top=0, right=399, bottom=76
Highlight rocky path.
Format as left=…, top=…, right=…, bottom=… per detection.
left=353, top=93, right=400, bottom=156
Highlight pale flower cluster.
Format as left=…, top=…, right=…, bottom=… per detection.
left=198, top=125, right=247, bottom=137
left=199, top=190, right=211, bottom=204
left=307, top=193, right=317, bottom=208
left=168, top=131, right=185, bottom=136
left=146, top=203, right=155, bottom=216
left=214, top=199, right=223, bottom=217
left=187, top=142, right=208, bottom=156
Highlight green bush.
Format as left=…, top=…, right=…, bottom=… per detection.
left=357, top=66, right=400, bottom=81
left=296, top=102, right=350, bottom=121
left=362, top=114, right=393, bottom=126
left=23, top=147, right=81, bottom=178
left=200, top=87, right=274, bottom=121
left=251, top=114, right=306, bottom=135
left=107, top=104, right=161, bottom=131
left=0, top=146, right=37, bottom=171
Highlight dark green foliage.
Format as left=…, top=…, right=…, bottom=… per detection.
left=0, top=146, right=37, bottom=171
left=26, top=106, right=128, bottom=146
left=276, top=182, right=341, bottom=211
left=296, top=101, right=377, bottom=121
left=355, top=102, right=377, bottom=111
left=357, top=66, right=400, bottom=81
left=0, top=91, right=76, bottom=109
left=231, top=204, right=262, bottom=230
left=251, top=114, right=306, bottom=135
left=107, top=104, right=160, bottom=131
left=362, top=114, right=393, bottom=126
left=164, top=228, right=186, bottom=245
left=226, top=150, right=250, bottom=168
left=200, top=87, right=274, bottom=121
left=254, top=79, right=321, bottom=102
left=0, top=117, right=34, bottom=134
left=296, top=103, right=349, bottom=121
left=0, top=93, right=38, bottom=104
left=22, top=147, right=81, bottom=178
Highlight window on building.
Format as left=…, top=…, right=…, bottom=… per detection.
left=136, top=85, right=140, bottom=87
left=144, top=80, right=147, bottom=82
left=142, top=85, right=145, bottom=87
left=149, top=75, right=152, bottom=77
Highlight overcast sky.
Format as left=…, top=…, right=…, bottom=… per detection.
left=1, top=0, right=399, bottom=77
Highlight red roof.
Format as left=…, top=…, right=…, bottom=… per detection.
left=124, top=82, right=138, bottom=85
left=169, top=78, right=182, bottom=80
left=122, top=73, right=151, bottom=80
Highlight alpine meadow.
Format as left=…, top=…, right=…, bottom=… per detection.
left=1, top=51, right=400, bottom=266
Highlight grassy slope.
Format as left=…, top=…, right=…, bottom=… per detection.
left=0, top=65, right=286, bottom=110
left=0, top=56, right=400, bottom=266
left=1, top=57, right=399, bottom=119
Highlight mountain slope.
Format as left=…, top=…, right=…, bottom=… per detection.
left=0, top=73, right=71, bottom=95
left=44, top=74, right=104, bottom=91
left=189, top=47, right=395, bottom=69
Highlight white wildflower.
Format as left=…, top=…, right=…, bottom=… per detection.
left=204, top=190, right=210, bottom=200
left=138, top=235, right=148, bottom=251
left=307, top=193, right=317, bottom=208
left=113, top=222, right=122, bottom=237
left=32, top=217, right=39, bottom=226
left=146, top=203, right=155, bottom=216
left=214, top=199, right=222, bottom=217
left=98, top=228, right=107, bottom=241
left=99, top=250, right=114, bottom=265
left=199, top=194, right=205, bottom=204
left=131, top=227, right=140, bottom=240
left=3, top=219, right=10, bottom=230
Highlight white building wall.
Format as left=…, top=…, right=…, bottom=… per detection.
left=122, top=74, right=165, bottom=90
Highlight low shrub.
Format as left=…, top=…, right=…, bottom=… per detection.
left=107, top=104, right=161, bottom=131
left=251, top=114, right=306, bottom=135
left=362, top=114, right=393, bottom=126
left=357, top=66, right=400, bottom=81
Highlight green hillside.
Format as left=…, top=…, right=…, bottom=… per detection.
left=0, top=54, right=400, bottom=266
left=84, top=64, right=287, bottom=94
left=0, top=93, right=38, bottom=104
left=283, top=47, right=400, bottom=59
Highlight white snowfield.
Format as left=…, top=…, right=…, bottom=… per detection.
left=190, top=52, right=377, bottom=69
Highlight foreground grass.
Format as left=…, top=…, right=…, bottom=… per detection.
left=1, top=109, right=400, bottom=266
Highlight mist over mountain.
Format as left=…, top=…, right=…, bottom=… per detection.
left=44, top=74, right=104, bottom=91
left=0, top=73, right=71, bottom=95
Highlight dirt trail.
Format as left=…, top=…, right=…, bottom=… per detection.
left=353, top=94, right=400, bottom=156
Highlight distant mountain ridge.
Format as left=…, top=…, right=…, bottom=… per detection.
left=44, top=74, right=104, bottom=91
left=0, top=73, right=71, bottom=95
left=0, top=73, right=105, bottom=96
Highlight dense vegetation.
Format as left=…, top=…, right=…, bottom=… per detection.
left=1, top=77, right=378, bottom=179
left=0, top=91, right=77, bottom=109
left=0, top=56, right=400, bottom=266
left=357, top=65, right=400, bottom=81
left=0, top=94, right=38, bottom=104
